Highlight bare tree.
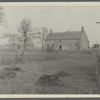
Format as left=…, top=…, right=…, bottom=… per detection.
left=3, top=33, right=21, bottom=50
left=17, top=18, right=32, bottom=59
left=0, top=7, right=5, bottom=25
left=0, top=7, right=8, bottom=39
left=36, top=27, right=48, bottom=49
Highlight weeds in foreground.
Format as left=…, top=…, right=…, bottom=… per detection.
left=0, top=67, right=17, bottom=79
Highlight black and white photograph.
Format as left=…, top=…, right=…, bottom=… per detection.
left=0, top=2, right=99, bottom=95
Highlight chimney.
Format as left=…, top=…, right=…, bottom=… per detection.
left=81, top=26, right=84, bottom=32
left=50, top=29, right=52, bottom=33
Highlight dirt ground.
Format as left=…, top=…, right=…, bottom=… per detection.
left=0, top=52, right=98, bottom=94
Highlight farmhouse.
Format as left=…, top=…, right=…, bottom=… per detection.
left=45, top=27, right=89, bottom=51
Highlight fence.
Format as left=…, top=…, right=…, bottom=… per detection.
left=45, top=48, right=92, bottom=55
left=60, top=50, right=92, bottom=55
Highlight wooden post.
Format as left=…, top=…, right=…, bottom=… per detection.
left=96, top=54, right=100, bottom=93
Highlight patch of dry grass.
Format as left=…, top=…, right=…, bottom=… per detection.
left=0, top=67, right=17, bottom=79
left=0, top=52, right=97, bottom=94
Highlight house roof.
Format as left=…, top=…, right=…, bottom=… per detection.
left=45, top=31, right=83, bottom=40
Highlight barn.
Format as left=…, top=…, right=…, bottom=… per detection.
left=45, top=27, right=89, bottom=51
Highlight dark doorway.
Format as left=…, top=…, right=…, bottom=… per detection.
left=59, top=45, right=62, bottom=50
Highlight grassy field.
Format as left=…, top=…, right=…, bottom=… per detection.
left=0, top=52, right=98, bottom=94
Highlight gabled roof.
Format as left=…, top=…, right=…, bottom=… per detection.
left=45, top=31, right=83, bottom=40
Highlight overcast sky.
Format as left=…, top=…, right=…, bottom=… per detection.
left=0, top=3, right=100, bottom=46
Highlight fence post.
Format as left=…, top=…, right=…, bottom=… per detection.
left=96, top=54, right=100, bottom=93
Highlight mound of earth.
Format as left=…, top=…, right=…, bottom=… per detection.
left=0, top=67, right=17, bottom=79
left=9, top=66, right=23, bottom=72
left=36, top=74, right=64, bottom=86
left=54, top=71, right=71, bottom=77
